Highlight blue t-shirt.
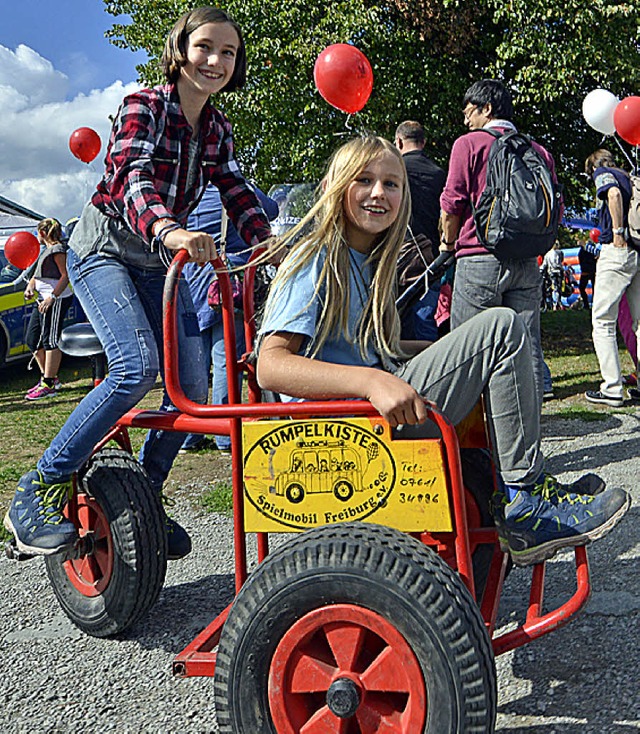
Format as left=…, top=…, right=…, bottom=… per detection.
left=593, top=166, right=632, bottom=244
left=259, top=247, right=382, bottom=370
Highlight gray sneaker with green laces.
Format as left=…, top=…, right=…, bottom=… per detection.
left=4, top=470, right=77, bottom=555
left=491, top=472, right=607, bottom=555
left=496, top=473, right=629, bottom=566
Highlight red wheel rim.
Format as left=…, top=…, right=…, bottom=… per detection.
left=63, top=493, right=113, bottom=597
left=268, top=603, right=426, bottom=733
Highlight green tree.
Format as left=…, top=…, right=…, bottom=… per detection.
left=105, top=0, right=640, bottom=206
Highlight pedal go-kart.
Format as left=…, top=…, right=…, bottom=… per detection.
left=6, top=251, right=592, bottom=732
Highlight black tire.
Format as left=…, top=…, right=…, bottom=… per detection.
left=333, top=479, right=354, bottom=501
left=214, top=522, right=496, bottom=733
left=45, top=448, right=167, bottom=637
left=285, top=482, right=304, bottom=504
left=0, top=330, right=7, bottom=368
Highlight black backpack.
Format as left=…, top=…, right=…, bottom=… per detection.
left=472, top=129, right=562, bottom=260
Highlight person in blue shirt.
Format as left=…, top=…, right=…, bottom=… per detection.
left=180, top=184, right=278, bottom=451
left=256, top=134, right=629, bottom=567
left=584, top=149, right=639, bottom=407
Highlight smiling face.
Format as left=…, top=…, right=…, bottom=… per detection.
left=343, top=152, right=405, bottom=253
left=179, top=22, right=240, bottom=102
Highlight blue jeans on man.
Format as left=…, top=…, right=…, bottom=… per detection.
left=180, top=311, right=245, bottom=452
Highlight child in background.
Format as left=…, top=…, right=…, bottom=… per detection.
left=24, top=218, right=74, bottom=400
left=256, top=135, right=629, bottom=567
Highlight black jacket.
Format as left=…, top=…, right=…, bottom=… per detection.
left=402, top=149, right=446, bottom=257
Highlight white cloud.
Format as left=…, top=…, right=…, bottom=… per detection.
left=0, top=44, right=140, bottom=224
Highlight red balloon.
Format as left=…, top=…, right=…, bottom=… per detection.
left=589, top=228, right=601, bottom=244
left=613, top=97, right=640, bottom=146
left=4, top=231, right=40, bottom=270
left=69, top=127, right=101, bottom=163
left=313, top=44, right=373, bottom=114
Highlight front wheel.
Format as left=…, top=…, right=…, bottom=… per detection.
left=45, top=448, right=168, bottom=637
left=214, top=522, right=496, bottom=733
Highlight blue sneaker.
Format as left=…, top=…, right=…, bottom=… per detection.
left=4, top=470, right=77, bottom=555
left=503, top=483, right=630, bottom=566
left=159, top=493, right=192, bottom=560
left=491, top=472, right=606, bottom=551
left=165, top=516, right=192, bottom=560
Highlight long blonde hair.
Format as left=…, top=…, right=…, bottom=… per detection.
left=263, top=135, right=411, bottom=363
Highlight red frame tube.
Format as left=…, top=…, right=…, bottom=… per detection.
left=153, top=252, right=591, bottom=677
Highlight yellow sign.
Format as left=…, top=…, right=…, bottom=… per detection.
left=242, top=418, right=452, bottom=533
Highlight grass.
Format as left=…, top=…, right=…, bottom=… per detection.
left=198, top=480, right=234, bottom=515
left=539, top=307, right=634, bottom=412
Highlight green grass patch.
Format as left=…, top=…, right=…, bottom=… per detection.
left=551, top=405, right=610, bottom=421
left=198, top=480, right=234, bottom=515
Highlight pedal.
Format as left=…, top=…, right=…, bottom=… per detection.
left=4, top=538, right=35, bottom=561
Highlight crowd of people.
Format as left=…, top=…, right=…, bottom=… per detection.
left=4, top=8, right=631, bottom=575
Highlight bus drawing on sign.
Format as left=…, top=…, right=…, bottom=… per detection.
left=274, top=440, right=365, bottom=504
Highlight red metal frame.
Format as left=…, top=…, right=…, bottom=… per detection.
left=111, top=251, right=591, bottom=678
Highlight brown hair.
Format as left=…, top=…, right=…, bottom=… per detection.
left=584, top=148, right=620, bottom=177
left=37, top=218, right=62, bottom=244
left=161, top=6, right=246, bottom=90
left=395, top=120, right=425, bottom=146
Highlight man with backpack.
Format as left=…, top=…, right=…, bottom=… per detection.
left=439, top=79, right=562, bottom=406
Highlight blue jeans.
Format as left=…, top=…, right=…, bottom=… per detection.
left=181, top=311, right=245, bottom=451
left=38, top=250, right=208, bottom=491
left=543, top=360, right=553, bottom=393
left=400, top=282, right=440, bottom=342
left=451, top=255, right=544, bottom=408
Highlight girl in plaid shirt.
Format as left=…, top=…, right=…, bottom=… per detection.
left=5, top=7, right=271, bottom=561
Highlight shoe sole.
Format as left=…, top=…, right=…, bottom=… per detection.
left=508, top=493, right=631, bottom=567
left=3, top=513, right=76, bottom=557
left=25, top=392, right=57, bottom=401
left=585, top=394, right=623, bottom=408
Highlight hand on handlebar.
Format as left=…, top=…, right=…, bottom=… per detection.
left=163, top=227, right=217, bottom=265
left=365, top=370, right=428, bottom=428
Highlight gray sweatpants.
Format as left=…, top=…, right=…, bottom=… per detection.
left=395, top=307, right=544, bottom=486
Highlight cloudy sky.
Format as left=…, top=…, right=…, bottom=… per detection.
left=0, top=0, right=148, bottom=224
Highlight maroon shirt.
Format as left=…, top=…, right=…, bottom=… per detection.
left=440, top=126, right=559, bottom=257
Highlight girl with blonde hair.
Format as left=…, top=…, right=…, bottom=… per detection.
left=257, top=135, right=629, bottom=567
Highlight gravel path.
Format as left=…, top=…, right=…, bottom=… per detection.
left=1, top=412, right=638, bottom=733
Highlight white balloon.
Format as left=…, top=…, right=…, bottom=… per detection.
left=582, top=89, right=620, bottom=135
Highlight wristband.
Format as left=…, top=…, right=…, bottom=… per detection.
left=50, top=293, right=58, bottom=301
left=613, top=227, right=625, bottom=235
left=440, top=236, right=456, bottom=247
left=152, top=221, right=180, bottom=252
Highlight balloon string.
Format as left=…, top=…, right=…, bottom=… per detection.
left=612, top=134, right=635, bottom=172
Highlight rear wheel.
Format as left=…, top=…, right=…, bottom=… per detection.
left=45, top=448, right=167, bottom=637
left=214, top=522, right=496, bottom=733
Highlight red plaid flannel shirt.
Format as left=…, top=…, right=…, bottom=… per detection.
left=92, top=83, right=271, bottom=247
